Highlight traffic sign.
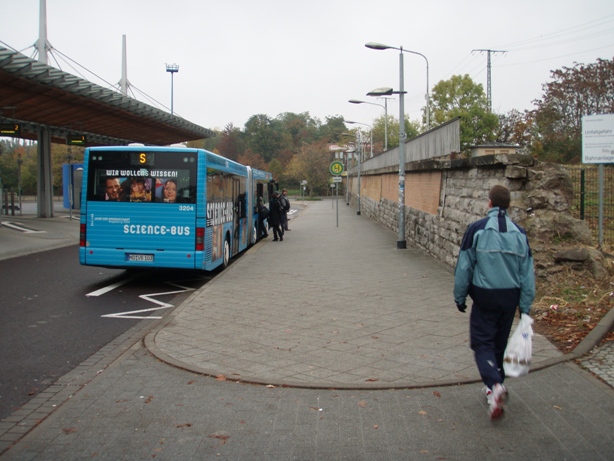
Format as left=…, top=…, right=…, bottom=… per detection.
left=330, top=161, right=344, bottom=176
left=332, top=176, right=342, bottom=182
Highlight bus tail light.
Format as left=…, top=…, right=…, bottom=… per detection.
left=80, top=224, right=86, bottom=247
left=196, top=227, right=205, bottom=251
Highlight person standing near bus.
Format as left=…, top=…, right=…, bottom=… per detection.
left=268, top=191, right=284, bottom=241
left=279, top=189, right=291, bottom=231
left=257, top=196, right=269, bottom=238
left=453, top=185, right=535, bottom=420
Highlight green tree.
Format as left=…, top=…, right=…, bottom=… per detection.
left=430, top=74, right=499, bottom=150
left=283, top=140, right=332, bottom=196
left=243, top=114, right=285, bottom=162
left=319, top=116, right=347, bottom=143
left=372, top=114, right=420, bottom=152
left=533, top=58, right=614, bottom=163
left=276, top=112, right=319, bottom=149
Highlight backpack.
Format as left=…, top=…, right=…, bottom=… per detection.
left=279, top=195, right=290, bottom=211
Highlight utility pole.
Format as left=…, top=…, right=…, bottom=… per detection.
left=472, top=49, right=506, bottom=112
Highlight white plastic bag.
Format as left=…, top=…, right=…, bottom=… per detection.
left=503, top=314, right=533, bottom=378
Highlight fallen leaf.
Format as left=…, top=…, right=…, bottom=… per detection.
left=366, top=377, right=379, bottom=382
left=266, top=384, right=275, bottom=388
left=373, top=425, right=379, bottom=429
left=216, top=375, right=227, bottom=381
left=420, top=450, right=429, bottom=454
left=372, top=336, right=379, bottom=339
left=418, top=410, right=428, bottom=415
left=553, top=405, right=562, bottom=410
left=62, top=427, right=77, bottom=434
left=433, top=391, right=441, bottom=398
left=357, top=401, right=368, bottom=408
left=208, top=432, right=230, bottom=444
left=176, top=423, right=192, bottom=428
left=187, top=380, right=194, bottom=385
left=145, top=396, right=154, bottom=404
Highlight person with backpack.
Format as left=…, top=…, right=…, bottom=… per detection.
left=268, top=191, right=284, bottom=241
left=279, top=189, right=291, bottom=232
left=257, top=196, right=269, bottom=238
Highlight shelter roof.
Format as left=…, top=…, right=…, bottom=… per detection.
left=0, top=46, right=215, bottom=146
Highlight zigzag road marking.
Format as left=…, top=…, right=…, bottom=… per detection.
left=102, top=277, right=208, bottom=320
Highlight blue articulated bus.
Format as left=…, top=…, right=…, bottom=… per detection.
left=79, top=145, right=273, bottom=271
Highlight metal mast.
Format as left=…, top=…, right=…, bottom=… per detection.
left=35, top=0, right=53, bottom=64
left=472, top=49, right=506, bottom=112
left=120, top=35, right=129, bottom=95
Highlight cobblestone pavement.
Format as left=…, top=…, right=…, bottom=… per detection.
left=580, top=341, right=614, bottom=388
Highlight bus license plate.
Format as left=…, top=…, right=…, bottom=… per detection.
left=126, top=253, right=154, bottom=262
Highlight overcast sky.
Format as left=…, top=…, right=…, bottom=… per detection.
left=2, top=0, right=613, bottom=134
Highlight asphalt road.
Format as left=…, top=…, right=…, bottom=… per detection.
left=0, top=244, right=209, bottom=420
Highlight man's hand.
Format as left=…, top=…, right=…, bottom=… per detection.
left=456, top=303, right=467, bottom=313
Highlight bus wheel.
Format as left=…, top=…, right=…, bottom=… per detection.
left=222, top=238, right=230, bottom=269
left=252, top=225, right=258, bottom=244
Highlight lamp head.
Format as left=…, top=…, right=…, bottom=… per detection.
left=367, top=87, right=394, bottom=96
left=365, top=42, right=392, bottom=51
left=348, top=99, right=364, bottom=104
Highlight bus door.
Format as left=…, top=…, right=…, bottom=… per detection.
left=232, top=178, right=241, bottom=255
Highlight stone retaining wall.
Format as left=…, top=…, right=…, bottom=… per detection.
left=348, top=153, right=588, bottom=269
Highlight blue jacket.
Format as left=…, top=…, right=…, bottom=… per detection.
left=454, top=207, right=535, bottom=314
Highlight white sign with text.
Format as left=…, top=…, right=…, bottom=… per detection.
left=582, top=114, right=614, bottom=164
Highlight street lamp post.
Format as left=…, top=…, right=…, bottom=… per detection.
left=346, top=121, right=373, bottom=158
left=354, top=131, right=363, bottom=215
left=365, top=42, right=410, bottom=249
left=348, top=99, right=391, bottom=151
left=165, top=63, right=179, bottom=115
left=366, top=42, right=430, bottom=130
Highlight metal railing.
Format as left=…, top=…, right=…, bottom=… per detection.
left=564, top=165, right=613, bottom=250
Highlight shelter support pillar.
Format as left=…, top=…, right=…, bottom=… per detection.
left=37, top=127, right=54, bottom=217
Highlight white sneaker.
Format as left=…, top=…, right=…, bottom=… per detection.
left=489, top=383, right=507, bottom=420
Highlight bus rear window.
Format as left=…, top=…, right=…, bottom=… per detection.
left=86, top=150, right=197, bottom=203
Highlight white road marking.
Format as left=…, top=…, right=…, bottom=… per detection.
left=100, top=278, right=206, bottom=319
left=86, top=276, right=139, bottom=297
left=2, top=221, right=46, bottom=233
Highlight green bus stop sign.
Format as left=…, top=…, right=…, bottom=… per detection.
left=330, top=161, right=344, bottom=176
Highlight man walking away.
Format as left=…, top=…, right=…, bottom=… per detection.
left=279, top=189, right=291, bottom=231
left=453, top=185, right=535, bottom=420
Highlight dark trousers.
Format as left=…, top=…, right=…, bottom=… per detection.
left=281, top=212, right=288, bottom=231
left=271, top=223, right=283, bottom=240
left=470, top=303, right=516, bottom=390
left=259, top=217, right=268, bottom=237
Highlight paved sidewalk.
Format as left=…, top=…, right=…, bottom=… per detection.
left=149, top=199, right=563, bottom=389
left=1, top=199, right=613, bottom=460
